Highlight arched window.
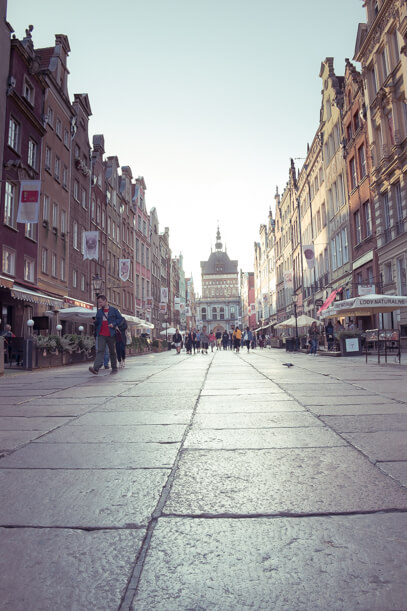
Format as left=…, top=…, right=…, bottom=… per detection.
left=201, top=307, right=206, bottom=321
left=212, top=307, right=217, bottom=320
left=220, top=307, right=225, bottom=320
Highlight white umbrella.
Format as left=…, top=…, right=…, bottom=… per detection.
left=160, top=327, right=177, bottom=335
left=275, top=315, right=322, bottom=328
left=59, top=306, right=97, bottom=320
left=295, top=314, right=323, bottom=327
left=275, top=317, right=296, bottom=329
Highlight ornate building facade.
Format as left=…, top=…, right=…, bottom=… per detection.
left=197, top=228, right=240, bottom=333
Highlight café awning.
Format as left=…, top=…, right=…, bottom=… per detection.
left=320, top=294, right=407, bottom=318
left=0, top=274, right=13, bottom=289
left=10, top=285, right=63, bottom=309
left=317, top=288, right=342, bottom=315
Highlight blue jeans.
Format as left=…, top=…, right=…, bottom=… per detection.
left=310, top=338, right=318, bottom=354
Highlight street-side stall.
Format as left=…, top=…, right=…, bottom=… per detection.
left=320, top=294, right=407, bottom=360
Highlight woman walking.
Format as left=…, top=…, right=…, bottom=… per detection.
left=308, top=321, right=320, bottom=356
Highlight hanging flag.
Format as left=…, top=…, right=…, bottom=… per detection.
left=303, top=245, right=315, bottom=269
left=283, top=270, right=293, bottom=289
left=174, top=297, right=180, bottom=311
left=161, top=287, right=168, bottom=303
left=17, top=180, right=41, bottom=223
left=83, top=231, right=99, bottom=260
left=119, top=259, right=130, bottom=281
left=185, top=306, right=191, bottom=316
left=249, top=303, right=256, bottom=315
left=146, top=297, right=154, bottom=308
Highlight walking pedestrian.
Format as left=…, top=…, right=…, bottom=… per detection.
left=89, top=294, right=126, bottom=375
left=325, top=319, right=334, bottom=351
left=233, top=326, right=242, bottom=352
left=222, top=330, right=229, bottom=350
left=1, top=323, right=15, bottom=364
left=208, top=330, right=216, bottom=352
left=200, top=326, right=209, bottom=354
left=173, top=328, right=183, bottom=354
left=308, top=321, right=320, bottom=356
left=244, top=327, right=253, bottom=352
left=195, top=330, right=201, bottom=353
left=215, top=330, right=222, bottom=350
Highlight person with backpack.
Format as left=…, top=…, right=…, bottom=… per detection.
left=89, top=294, right=126, bottom=375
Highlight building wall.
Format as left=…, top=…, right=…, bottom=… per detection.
left=37, top=36, right=73, bottom=315
left=355, top=0, right=407, bottom=330
left=68, top=94, right=92, bottom=303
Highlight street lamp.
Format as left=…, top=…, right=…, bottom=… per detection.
left=293, top=294, right=299, bottom=351
left=92, top=273, right=103, bottom=297
left=78, top=325, right=84, bottom=334
left=27, top=319, right=34, bottom=337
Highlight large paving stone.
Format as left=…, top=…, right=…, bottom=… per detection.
left=193, top=412, right=321, bottom=429
left=0, top=430, right=46, bottom=452
left=48, top=383, right=132, bottom=398
left=0, top=469, right=169, bottom=527
left=22, top=396, right=106, bottom=406
left=342, top=431, right=407, bottom=461
left=301, top=395, right=399, bottom=406
left=70, top=410, right=192, bottom=426
left=164, top=447, right=407, bottom=515
left=307, top=402, right=407, bottom=416
left=120, top=387, right=200, bottom=397
left=132, top=514, right=407, bottom=611
left=378, top=461, right=407, bottom=487
left=201, top=387, right=282, bottom=396
left=0, top=441, right=180, bottom=469
left=196, top=397, right=304, bottom=413
left=0, top=403, right=98, bottom=418
left=97, top=396, right=197, bottom=412
left=321, top=414, right=407, bottom=433
left=36, top=424, right=187, bottom=444
left=183, top=426, right=344, bottom=450
left=0, top=416, right=71, bottom=430
left=0, top=527, right=144, bottom=611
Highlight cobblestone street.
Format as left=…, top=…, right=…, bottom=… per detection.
left=0, top=349, right=407, bottom=610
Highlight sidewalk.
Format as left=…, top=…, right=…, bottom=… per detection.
left=0, top=348, right=406, bottom=610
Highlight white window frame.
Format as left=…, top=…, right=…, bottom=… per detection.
left=41, top=248, right=48, bottom=274
left=24, top=256, right=35, bottom=282
left=4, top=181, right=16, bottom=228
left=73, top=221, right=78, bottom=250
left=2, top=246, right=16, bottom=276
left=28, top=138, right=37, bottom=169
left=43, top=194, right=50, bottom=222
left=8, top=117, right=19, bottom=151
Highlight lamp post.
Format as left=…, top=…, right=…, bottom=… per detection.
left=78, top=325, right=84, bottom=335
left=293, top=294, right=299, bottom=351
left=92, top=273, right=103, bottom=298
left=56, top=324, right=63, bottom=336
left=26, top=319, right=34, bottom=370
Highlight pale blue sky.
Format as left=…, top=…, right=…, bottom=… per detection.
left=7, top=0, right=366, bottom=293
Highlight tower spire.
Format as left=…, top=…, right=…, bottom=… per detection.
left=215, top=224, right=222, bottom=251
